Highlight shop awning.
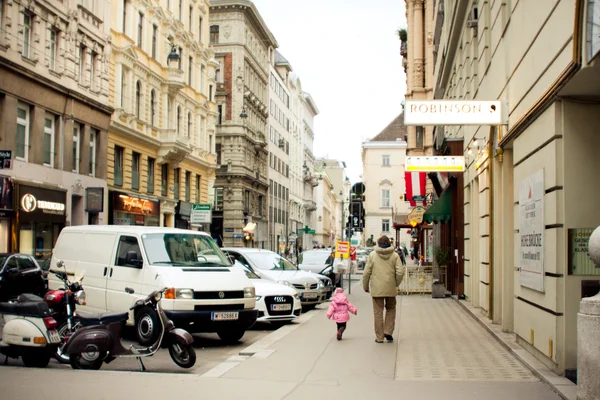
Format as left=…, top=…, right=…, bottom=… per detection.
left=423, top=189, right=452, bottom=224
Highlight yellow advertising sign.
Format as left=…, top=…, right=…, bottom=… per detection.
left=408, top=206, right=426, bottom=224
left=335, top=241, right=350, bottom=259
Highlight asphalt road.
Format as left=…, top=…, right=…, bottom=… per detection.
left=0, top=321, right=282, bottom=375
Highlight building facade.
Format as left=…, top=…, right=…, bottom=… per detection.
left=210, top=0, right=276, bottom=248
left=107, top=0, right=217, bottom=231
left=361, top=115, right=410, bottom=248
left=431, top=0, right=600, bottom=377
left=0, top=0, right=113, bottom=258
left=300, top=91, right=319, bottom=250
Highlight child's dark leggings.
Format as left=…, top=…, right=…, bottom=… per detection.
left=336, top=322, right=347, bottom=330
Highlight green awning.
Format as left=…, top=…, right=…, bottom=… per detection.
left=423, top=189, right=452, bottom=224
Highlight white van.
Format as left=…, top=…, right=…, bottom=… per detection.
left=48, top=226, right=257, bottom=343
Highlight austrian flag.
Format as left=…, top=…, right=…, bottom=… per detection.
left=405, top=171, right=427, bottom=207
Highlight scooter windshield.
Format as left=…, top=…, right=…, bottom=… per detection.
left=142, top=233, right=231, bottom=267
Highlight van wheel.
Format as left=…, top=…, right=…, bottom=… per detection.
left=217, top=329, right=245, bottom=343
left=136, top=306, right=160, bottom=346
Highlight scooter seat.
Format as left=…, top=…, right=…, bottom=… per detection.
left=17, top=293, right=45, bottom=303
left=0, top=301, right=51, bottom=317
left=78, top=311, right=129, bottom=326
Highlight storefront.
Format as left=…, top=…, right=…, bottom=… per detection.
left=108, top=191, right=160, bottom=226
left=0, top=176, right=14, bottom=253
left=17, top=185, right=67, bottom=259
left=175, top=201, right=192, bottom=230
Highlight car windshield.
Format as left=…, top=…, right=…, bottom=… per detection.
left=142, top=233, right=231, bottom=267
left=246, top=252, right=298, bottom=271
left=301, top=251, right=330, bottom=264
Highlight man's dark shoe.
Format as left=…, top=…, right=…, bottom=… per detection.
left=384, top=334, right=394, bottom=341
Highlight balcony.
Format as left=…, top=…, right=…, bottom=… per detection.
left=167, top=68, right=185, bottom=96
left=157, top=129, right=191, bottom=166
left=304, top=200, right=317, bottom=212
left=400, top=41, right=407, bottom=57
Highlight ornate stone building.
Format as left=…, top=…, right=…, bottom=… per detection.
left=209, top=0, right=276, bottom=247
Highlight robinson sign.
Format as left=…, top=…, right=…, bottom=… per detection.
left=404, top=100, right=506, bottom=126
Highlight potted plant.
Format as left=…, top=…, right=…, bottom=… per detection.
left=432, top=246, right=450, bottom=298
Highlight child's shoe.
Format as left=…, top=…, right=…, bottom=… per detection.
left=337, top=329, right=342, bottom=340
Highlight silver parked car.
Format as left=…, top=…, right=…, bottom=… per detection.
left=298, top=249, right=341, bottom=288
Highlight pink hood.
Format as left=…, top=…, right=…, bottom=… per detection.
left=326, top=288, right=357, bottom=323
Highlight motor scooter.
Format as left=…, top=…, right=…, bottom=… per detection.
left=61, top=287, right=196, bottom=371
left=0, top=295, right=61, bottom=367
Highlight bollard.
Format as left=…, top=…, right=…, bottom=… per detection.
left=578, top=226, right=600, bottom=400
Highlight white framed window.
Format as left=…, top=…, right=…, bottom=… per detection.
left=23, top=11, right=33, bottom=58
left=43, top=113, right=55, bottom=167
left=90, top=52, right=98, bottom=90
left=16, top=102, right=30, bottom=161
left=381, top=188, right=391, bottom=208
left=89, top=129, right=97, bottom=177
left=187, top=112, right=192, bottom=138
left=382, top=219, right=390, bottom=233
left=135, top=80, right=142, bottom=119
left=177, top=106, right=181, bottom=134
left=151, top=25, right=157, bottom=59
left=49, top=29, right=58, bottom=71
left=150, top=89, right=156, bottom=126
left=137, top=12, right=143, bottom=48
left=382, top=154, right=390, bottom=166
left=79, top=44, right=87, bottom=84
left=72, top=125, right=81, bottom=173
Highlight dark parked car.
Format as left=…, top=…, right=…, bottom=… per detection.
left=0, top=254, right=46, bottom=302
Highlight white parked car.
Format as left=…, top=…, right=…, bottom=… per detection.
left=222, top=248, right=328, bottom=307
left=232, top=262, right=302, bottom=324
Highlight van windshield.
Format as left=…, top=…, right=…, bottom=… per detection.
left=142, top=233, right=231, bottom=267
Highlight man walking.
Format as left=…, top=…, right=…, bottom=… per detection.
left=362, top=236, right=404, bottom=343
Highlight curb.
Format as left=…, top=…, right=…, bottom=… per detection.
left=454, top=297, right=576, bottom=400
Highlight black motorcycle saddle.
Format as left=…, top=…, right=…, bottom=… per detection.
left=0, top=300, right=51, bottom=317
left=78, top=311, right=129, bottom=326
left=17, top=293, right=45, bottom=303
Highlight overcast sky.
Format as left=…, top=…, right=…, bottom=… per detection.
left=251, top=0, right=407, bottom=183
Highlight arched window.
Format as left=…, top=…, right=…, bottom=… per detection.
left=187, top=112, right=192, bottom=138
left=150, top=89, right=156, bottom=126
left=177, top=106, right=181, bottom=134
left=135, top=80, right=142, bottom=119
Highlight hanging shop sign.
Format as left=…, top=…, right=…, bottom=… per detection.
left=191, top=204, right=212, bottom=224
left=113, top=193, right=159, bottom=216
left=85, top=187, right=104, bottom=213
left=0, top=150, right=12, bottom=169
left=408, top=206, right=426, bottom=226
left=19, top=185, right=66, bottom=223
left=405, top=156, right=465, bottom=172
left=519, top=169, right=545, bottom=292
left=404, top=100, right=505, bottom=126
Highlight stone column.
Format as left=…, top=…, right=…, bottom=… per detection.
left=413, top=0, right=425, bottom=89
left=578, top=227, right=600, bottom=400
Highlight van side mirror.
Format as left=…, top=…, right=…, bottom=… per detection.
left=125, top=251, right=143, bottom=269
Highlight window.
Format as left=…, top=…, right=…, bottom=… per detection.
left=198, top=16, right=202, bottom=43
left=23, top=11, right=32, bottom=58
left=79, top=45, right=86, bottom=83
left=382, top=155, right=390, bottom=166
left=382, top=219, right=390, bottom=233
left=258, top=196, right=263, bottom=216
left=176, top=106, right=181, bottom=134
left=16, top=103, right=30, bottom=161
left=178, top=0, right=182, bottom=20
left=174, top=168, right=180, bottom=200
left=217, top=105, right=222, bottom=125
left=416, top=126, right=424, bottom=148
left=120, top=67, right=126, bottom=108
left=89, top=129, right=97, bottom=177
left=147, top=157, right=155, bottom=194
left=72, top=125, right=81, bottom=173
left=150, top=89, right=156, bottom=126
left=80, top=0, right=95, bottom=11
left=209, top=85, right=213, bottom=101
left=43, top=114, right=55, bottom=167
left=210, top=25, right=219, bottom=44
left=185, top=171, right=191, bottom=201
left=188, top=56, right=192, bottom=85
left=114, top=146, right=124, bottom=186
left=195, top=175, right=200, bottom=203
left=137, top=12, right=143, bottom=48
left=209, top=134, right=213, bottom=152
left=151, top=25, right=157, bottom=59
left=115, top=236, right=142, bottom=268
left=188, top=5, right=193, bottom=32
left=49, top=29, right=58, bottom=71
left=187, top=112, right=192, bottom=138
left=178, top=46, right=182, bottom=69
left=244, top=190, right=250, bottom=213
left=132, top=152, right=140, bottom=190
left=135, top=80, right=142, bottom=118
left=381, top=188, right=391, bottom=208
left=200, top=65, right=205, bottom=93
left=215, top=68, right=220, bottom=82
left=214, top=187, right=223, bottom=211
left=122, top=0, right=127, bottom=34
left=161, top=163, right=168, bottom=196
left=90, top=52, right=98, bottom=90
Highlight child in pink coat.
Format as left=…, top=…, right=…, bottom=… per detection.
left=326, top=287, right=358, bottom=340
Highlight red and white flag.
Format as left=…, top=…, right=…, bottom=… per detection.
left=405, top=171, right=427, bottom=207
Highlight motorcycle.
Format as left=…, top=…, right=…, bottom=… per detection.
left=61, top=287, right=196, bottom=371
left=44, top=264, right=85, bottom=363
left=0, top=294, right=61, bottom=367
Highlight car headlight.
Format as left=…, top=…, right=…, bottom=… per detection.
left=293, top=293, right=300, bottom=299
left=255, top=295, right=262, bottom=301
left=244, top=286, right=255, bottom=298
left=317, top=282, right=324, bottom=289
left=176, top=288, right=194, bottom=299
left=154, top=291, right=163, bottom=302
left=277, top=280, right=293, bottom=287
left=74, top=290, right=86, bottom=305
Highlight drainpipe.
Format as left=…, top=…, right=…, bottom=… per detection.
left=488, top=133, right=494, bottom=320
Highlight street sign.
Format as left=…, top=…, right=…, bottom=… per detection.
left=232, top=233, right=244, bottom=239
left=335, top=241, right=350, bottom=259
left=191, top=204, right=212, bottom=224
left=309, top=229, right=315, bottom=234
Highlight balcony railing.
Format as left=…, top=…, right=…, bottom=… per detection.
left=167, top=68, right=185, bottom=95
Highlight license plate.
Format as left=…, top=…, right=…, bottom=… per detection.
left=271, top=304, right=292, bottom=311
left=211, top=312, right=239, bottom=321
left=302, top=292, right=318, bottom=299
left=48, top=329, right=61, bottom=344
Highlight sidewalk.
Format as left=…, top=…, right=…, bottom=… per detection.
left=2, top=280, right=571, bottom=400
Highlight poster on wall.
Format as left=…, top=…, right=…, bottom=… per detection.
left=519, top=169, right=545, bottom=292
